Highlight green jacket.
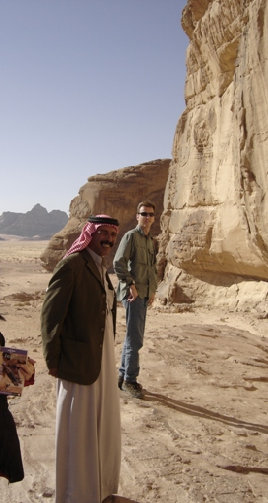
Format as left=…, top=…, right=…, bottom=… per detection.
left=113, top=225, right=157, bottom=301
left=41, top=249, right=116, bottom=385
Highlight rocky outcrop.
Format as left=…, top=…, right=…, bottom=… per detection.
left=157, top=0, right=268, bottom=314
left=40, top=159, right=170, bottom=271
left=0, top=204, right=68, bottom=239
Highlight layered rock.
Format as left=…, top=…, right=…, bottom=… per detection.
left=157, top=0, right=268, bottom=313
left=40, top=159, right=170, bottom=271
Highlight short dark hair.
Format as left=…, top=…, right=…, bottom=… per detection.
left=137, top=200, right=155, bottom=213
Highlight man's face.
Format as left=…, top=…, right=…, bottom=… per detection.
left=89, top=225, right=118, bottom=257
left=136, top=205, right=155, bottom=235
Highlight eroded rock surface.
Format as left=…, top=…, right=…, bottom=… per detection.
left=41, top=159, right=170, bottom=271
left=158, top=0, right=268, bottom=313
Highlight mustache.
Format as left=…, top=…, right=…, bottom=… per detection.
left=101, top=240, right=114, bottom=247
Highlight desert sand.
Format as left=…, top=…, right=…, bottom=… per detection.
left=0, top=238, right=267, bottom=503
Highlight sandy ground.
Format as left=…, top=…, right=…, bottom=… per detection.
left=0, top=238, right=267, bottom=503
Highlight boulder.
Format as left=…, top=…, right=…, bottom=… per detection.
left=40, top=159, right=170, bottom=272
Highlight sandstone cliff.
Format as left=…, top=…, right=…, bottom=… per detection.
left=157, top=0, right=268, bottom=314
left=40, top=159, right=170, bottom=271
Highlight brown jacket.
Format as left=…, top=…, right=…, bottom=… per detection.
left=41, top=250, right=116, bottom=385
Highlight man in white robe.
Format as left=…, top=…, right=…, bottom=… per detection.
left=41, top=215, right=121, bottom=503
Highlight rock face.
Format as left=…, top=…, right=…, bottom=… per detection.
left=40, top=159, right=170, bottom=271
left=0, top=204, right=68, bottom=239
left=157, top=0, right=268, bottom=313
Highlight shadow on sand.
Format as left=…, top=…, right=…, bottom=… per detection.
left=143, top=389, right=268, bottom=435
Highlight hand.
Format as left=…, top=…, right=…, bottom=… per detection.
left=148, top=293, right=155, bottom=306
left=48, top=368, right=58, bottom=377
left=128, top=284, right=138, bottom=302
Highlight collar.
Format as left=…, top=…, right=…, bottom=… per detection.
left=86, top=247, right=102, bottom=267
left=136, top=225, right=150, bottom=237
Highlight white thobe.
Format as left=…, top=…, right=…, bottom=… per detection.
left=55, top=252, right=121, bottom=503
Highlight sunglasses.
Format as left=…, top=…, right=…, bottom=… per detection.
left=138, top=212, right=155, bottom=217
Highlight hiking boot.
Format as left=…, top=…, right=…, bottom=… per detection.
left=122, top=381, right=144, bottom=399
left=118, top=374, right=124, bottom=390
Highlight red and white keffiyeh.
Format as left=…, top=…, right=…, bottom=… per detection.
left=64, top=214, right=119, bottom=258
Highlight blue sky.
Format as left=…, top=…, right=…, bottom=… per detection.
left=1, top=0, right=188, bottom=215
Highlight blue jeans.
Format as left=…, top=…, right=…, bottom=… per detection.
left=119, top=296, right=148, bottom=383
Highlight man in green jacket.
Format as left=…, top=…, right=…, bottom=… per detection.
left=113, top=200, right=157, bottom=399
left=41, top=215, right=121, bottom=503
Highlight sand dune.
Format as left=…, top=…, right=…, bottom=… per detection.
left=0, top=239, right=267, bottom=503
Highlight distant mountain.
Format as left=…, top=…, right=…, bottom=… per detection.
left=0, top=204, right=68, bottom=239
